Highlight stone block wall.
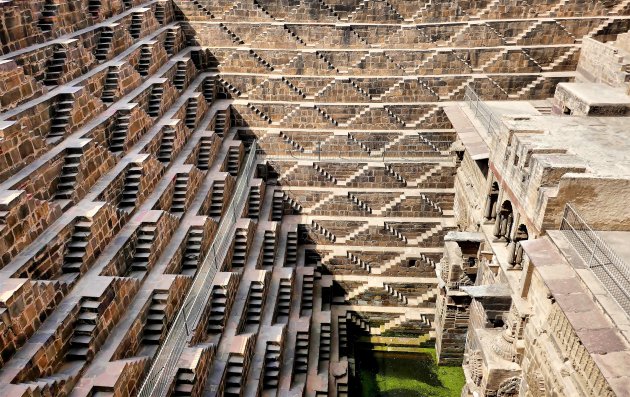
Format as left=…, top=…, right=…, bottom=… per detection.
left=0, top=190, right=62, bottom=268
left=577, top=37, right=630, bottom=87
left=0, top=61, right=47, bottom=112
left=0, top=279, right=64, bottom=369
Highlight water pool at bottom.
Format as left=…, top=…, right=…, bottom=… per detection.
left=352, top=347, right=465, bottom=397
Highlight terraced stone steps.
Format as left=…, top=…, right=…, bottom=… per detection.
left=118, top=165, right=142, bottom=211
left=95, top=28, right=115, bottom=62
left=142, top=292, right=168, bottom=346
left=263, top=342, right=282, bottom=389
left=181, top=227, right=204, bottom=276
left=101, top=66, right=120, bottom=103
left=61, top=218, right=93, bottom=274
left=48, top=95, right=74, bottom=141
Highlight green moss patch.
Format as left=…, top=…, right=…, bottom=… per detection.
left=354, top=347, right=465, bottom=397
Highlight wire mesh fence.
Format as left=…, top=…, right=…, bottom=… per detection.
left=560, top=203, right=630, bottom=315
left=137, top=141, right=258, bottom=397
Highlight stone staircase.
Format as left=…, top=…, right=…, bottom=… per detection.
left=48, top=95, right=74, bottom=140
left=207, top=284, right=231, bottom=334
left=301, top=271, right=315, bottom=314
left=196, top=137, right=214, bottom=171
left=37, top=0, right=57, bottom=32
left=180, top=227, right=203, bottom=276
left=313, top=104, right=340, bottom=126
left=345, top=282, right=371, bottom=300
left=293, top=331, right=310, bottom=374
left=109, top=110, right=131, bottom=153
left=164, top=27, right=179, bottom=56
left=373, top=193, right=406, bottom=215
left=185, top=96, right=199, bottom=129
left=174, top=61, right=188, bottom=90
left=250, top=49, right=275, bottom=71
left=218, top=77, right=242, bottom=97
left=541, top=47, right=580, bottom=71
left=244, top=281, right=265, bottom=327
left=54, top=148, right=83, bottom=202
left=261, top=230, right=276, bottom=268
left=410, top=224, right=444, bottom=245
left=141, top=292, right=167, bottom=345
left=128, top=12, right=143, bottom=39
left=372, top=251, right=407, bottom=274
left=94, top=27, right=115, bottom=62
left=136, top=45, right=153, bottom=76
left=214, top=109, right=228, bottom=136
left=306, top=192, right=337, bottom=214
left=384, top=164, right=407, bottom=185
left=61, top=218, right=92, bottom=274
left=247, top=185, right=261, bottom=218
left=66, top=297, right=100, bottom=361
left=276, top=277, right=292, bottom=321
left=43, top=46, right=67, bottom=86
left=127, top=223, right=157, bottom=276
left=347, top=192, right=374, bottom=214
left=157, top=127, right=176, bottom=163
left=147, top=84, right=164, bottom=117
left=230, top=229, right=248, bottom=268
left=408, top=164, right=445, bottom=187
left=339, top=164, right=370, bottom=186
left=312, top=163, right=338, bottom=184
left=119, top=165, right=142, bottom=211
left=170, top=174, right=189, bottom=214
left=248, top=103, right=273, bottom=124
left=219, top=22, right=245, bottom=44
left=285, top=229, right=298, bottom=266
left=224, top=354, right=247, bottom=396
left=282, top=76, right=308, bottom=98
left=101, top=66, right=120, bottom=103
left=347, top=251, right=373, bottom=272
left=337, top=222, right=371, bottom=243
left=226, top=147, right=240, bottom=176
left=509, top=75, right=545, bottom=99
left=271, top=190, right=285, bottom=220
left=311, top=219, right=337, bottom=243
left=383, top=283, right=409, bottom=304
left=263, top=342, right=282, bottom=389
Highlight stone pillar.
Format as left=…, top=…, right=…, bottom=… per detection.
left=507, top=241, right=517, bottom=266
left=502, top=212, right=513, bottom=239
left=514, top=242, right=524, bottom=269
left=484, top=192, right=498, bottom=221
left=493, top=214, right=503, bottom=238
left=484, top=196, right=494, bottom=220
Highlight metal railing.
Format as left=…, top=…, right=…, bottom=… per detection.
left=137, top=141, right=258, bottom=397
left=463, top=85, right=503, bottom=137
left=560, top=203, right=630, bottom=315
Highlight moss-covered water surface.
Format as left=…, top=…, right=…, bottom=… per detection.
left=353, top=347, right=465, bottom=397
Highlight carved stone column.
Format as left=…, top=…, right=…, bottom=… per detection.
left=507, top=241, right=517, bottom=266
left=494, top=213, right=503, bottom=238
left=484, top=195, right=494, bottom=220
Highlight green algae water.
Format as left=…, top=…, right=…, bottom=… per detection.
left=352, top=347, right=465, bottom=397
